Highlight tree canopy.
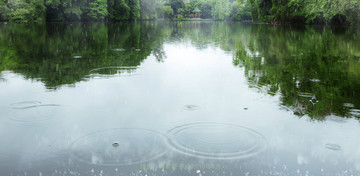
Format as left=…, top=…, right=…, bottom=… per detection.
left=0, top=0, right=359, bottom=24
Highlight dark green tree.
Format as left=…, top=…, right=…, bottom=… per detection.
left=160, top=5, right=174, bottom=19
left=87, top=0, right=108, bottom=21
left=108, top=0, right=139, bottom=21
left=0, top=0, right=46, bottom=22
left=108, top=0, right=131, bottom=20
left=170, top=0, right=184, bottom=14
left=230, top=0, right=252, bottom=21
left=178, top=3, right=193, bottom=18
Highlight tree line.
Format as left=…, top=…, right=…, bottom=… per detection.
left=0, top=0, right=359, bottom=24
left=0, top=0, right=173, bottom=22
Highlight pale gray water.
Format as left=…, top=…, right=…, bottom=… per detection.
left=0, top=22, right=360, bottom=176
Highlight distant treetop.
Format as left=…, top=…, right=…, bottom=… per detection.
left=192, top=7, right=201, bottom=13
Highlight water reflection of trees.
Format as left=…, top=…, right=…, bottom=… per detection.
left=170, top=22, right=234, bottom=51
left=0, top=22, right=172, bottom=89
left=233, top=25, right=360, bottom=120
left=1, top=22, right=360, bottom=120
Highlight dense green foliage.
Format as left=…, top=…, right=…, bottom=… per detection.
left=0, top=0, right=46, bottom=22
left=250, top=0, right=360, bottom=24
left=169, top=0, right=184, bottom=14
left=176, top=0, right=359, bottom=24
left=0, top=0, right=171, bottom=22
left=0, top=0, right=359, bottom=24
left=86, top=0, right=108, bottom=20
left=108, top=0, right=140, bottom=21
left=230, top=0, right=252, bottom=21
left=160, top=5, right=174, bottom=19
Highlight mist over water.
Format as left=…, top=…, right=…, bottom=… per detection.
left=0, top=21, right=360, bottom=176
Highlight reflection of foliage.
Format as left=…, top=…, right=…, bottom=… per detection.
left=171, top=22, right=233, bottom=51
left=1, top=21, right=360, bottom=122
left=0, top=22, right=171, bottom=89
left=152, top=46, right=167, bottom=62
left=233, top=25, right=360, bottom=120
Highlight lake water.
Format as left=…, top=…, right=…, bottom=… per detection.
left=0, top=22, right=360, bottom=176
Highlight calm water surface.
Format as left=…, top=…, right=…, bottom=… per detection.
left=0, top=22, right=360, bottom=176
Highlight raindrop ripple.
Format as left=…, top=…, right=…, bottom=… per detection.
left=10, top=101, right=42, bottom=109
left=325, top=143, right=341, bottom=151
left=184, top=105, right=199, bottom=111
left=71, top=128, right=169, bottom=166
left=88, top=66, right=140, bottom=78
left=167, top=123, right=267, bottom=159
left=9, top=101, right=61, bottom=122
left=298, top=93, right=314, bottom=98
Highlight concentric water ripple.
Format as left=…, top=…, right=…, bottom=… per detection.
left=111, top=48, right=126, bottom=52
left=310, top=78, right=321, bottom=82
left=11, top=101, right=60, bottom=110
left=88, top=66, right=140, bottom=78
left=349, top=109, right=360, bottom=118
left=70, top=128, right=168, bottom=166
left=167, top=123, right=267, bottom=159
left=8, top=101, right=61, bottom=122
left=184, top=105, right=199, bottom=111
left=10, top=101, right=42, bottom=109
left=298, top=92, right=314, bottom=98
left=343, top=103, right=355, bottom=108
left=325, top=143, right=342, bottom=151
